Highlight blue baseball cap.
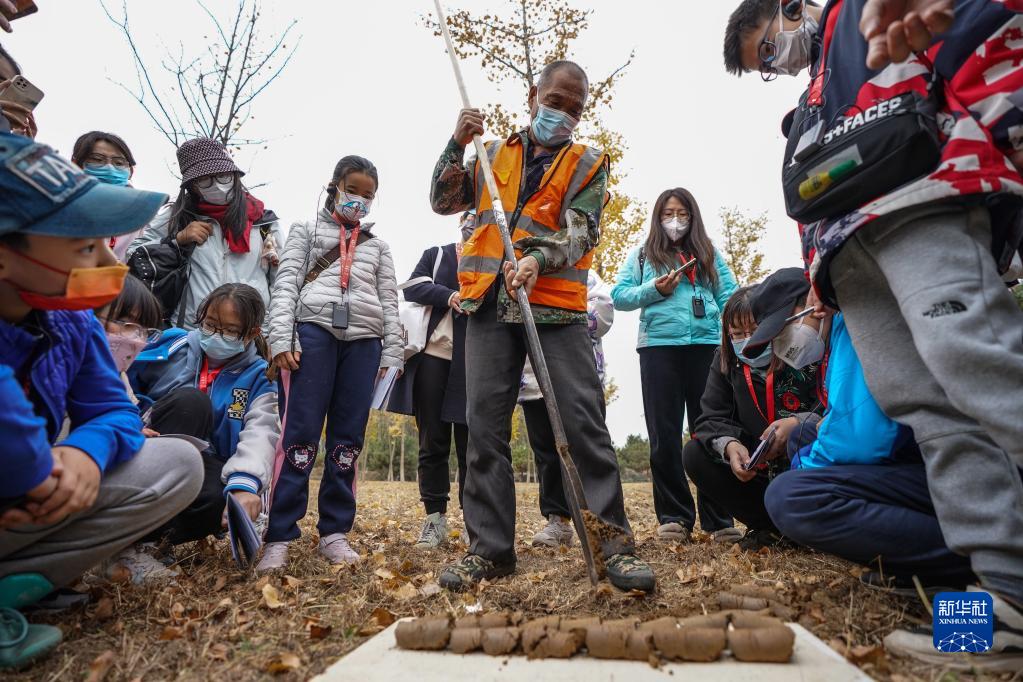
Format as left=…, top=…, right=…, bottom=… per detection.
left=0, top=133, right=167, bottom=238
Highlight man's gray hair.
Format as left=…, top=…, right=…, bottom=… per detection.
left=537, top=60, right=589, bottom=93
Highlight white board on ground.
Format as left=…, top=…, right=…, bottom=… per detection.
left=314, top=620, right=872, bottom=682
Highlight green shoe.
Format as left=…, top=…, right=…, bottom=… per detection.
left=439, top=554, right=515, bottom=591
left=0, top=574, right=53, bottom=610
left=0, top=608, right=62, bottom=670
left=606, top=553, right=656, bottom=593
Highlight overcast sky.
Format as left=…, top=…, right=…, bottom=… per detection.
left=5, top=0, right=810, bottom=446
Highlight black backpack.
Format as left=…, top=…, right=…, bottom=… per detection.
left=127, top=237, right=195, bottom=327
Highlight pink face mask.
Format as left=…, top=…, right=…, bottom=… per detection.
left=106, top=330, right=147, bottom=373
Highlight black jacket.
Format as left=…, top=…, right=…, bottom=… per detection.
left=694, top=349, right=823, bottom=453
left=387, top=244, right=467, bottom=424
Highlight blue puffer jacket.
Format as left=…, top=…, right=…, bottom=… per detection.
left=0, top=311, right=145, bottom=498
left=794, top=314, right=915, bottom=468
left=129, top=329, right=279, bottom=495
left=611, top=246, right=738, bottom=348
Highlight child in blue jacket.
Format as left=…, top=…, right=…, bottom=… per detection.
left=0, top=134, right=203, bottom=669
left=129, top=283, right=280, bottom=557
left=762, top=313, right=976, bottom=594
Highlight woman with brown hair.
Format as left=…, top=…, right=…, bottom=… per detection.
left=611, top=187, right=738, bottom=543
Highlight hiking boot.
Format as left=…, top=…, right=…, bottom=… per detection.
left=656, top=522, right=690, bottom=542
left=532, top=515, right=574, bottom=547
left=414, top=513, right=448, bottom=550
left=319, top=533, right=360, bottom=565
left=606, top=553, right=656, bottom=593
left=255, top=541, right=289, bottom=574
left=736, top=528, right=789, bottom=551
left=710, top=527, right=744, bottom=544
left=105, top=544, right=179, bottom=585
left=883, top=587, right=1023, bottom=671
left=0, top=608, right=61, bottom=670
left=859, top=571, right=963, bottom=598
left=439, top=554, right=515, bottom=591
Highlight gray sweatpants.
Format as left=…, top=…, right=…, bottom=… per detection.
left=0, top=438, right=204, bottom=588
left=830, top=202, right=1023, bottom=584
left=463, top=299, right=634, bottom=565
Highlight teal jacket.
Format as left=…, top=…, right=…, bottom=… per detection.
left=612, top=246, right=738, bottom=348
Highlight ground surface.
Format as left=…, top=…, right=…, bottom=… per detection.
left=11, top=482, right=1012, bottom=681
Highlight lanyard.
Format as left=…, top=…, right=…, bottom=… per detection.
left=817, top=350, right=830, bottom=408
left=198, top=356, right=223, bottom=394
left=677, top=252, right=697, bottom=287
left=332, top=214, right=361, bottom=291
left=743, top=364, right=775, bottom=424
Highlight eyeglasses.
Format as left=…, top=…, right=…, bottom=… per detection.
left=84, top=154, right=131, bottom=169
left=758, top=2, right=781, bottom=82
left=661, top=210, right=690, bottom=220
left=101, top=318, right=161, bottom=343
left=194, top=173, right=235, bottom=189
left=200, top=322, right=243, bottom=342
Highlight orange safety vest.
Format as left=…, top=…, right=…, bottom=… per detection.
left=458, top=134, right=608, bottom=313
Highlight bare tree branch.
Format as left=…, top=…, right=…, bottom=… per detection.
left=102, top=0, right=300, bottom=150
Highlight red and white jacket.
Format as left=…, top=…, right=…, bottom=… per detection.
left=802, top=0, right=1023, bottom=302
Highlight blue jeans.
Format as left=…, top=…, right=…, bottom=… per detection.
left=266, top=323, right=381, bottom=542
left=766, top=462, right=975, bottom=584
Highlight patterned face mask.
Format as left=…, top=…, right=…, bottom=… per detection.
left=335, top=191, right=372, bottom=223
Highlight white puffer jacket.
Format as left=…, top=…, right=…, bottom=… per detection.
left=268, top=209, right=403, bottom=369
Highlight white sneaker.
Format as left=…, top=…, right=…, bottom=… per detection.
left=319, top=533, right=360, bottom=564
left=414, top=512, right=448, bottom=550
left=656, top=522, right=690, bottom=542
left=531, top=515, right=574, bottom=547
left=255, top=541, right=289, bottom=574
left=106, top=544, right=179, bottom=585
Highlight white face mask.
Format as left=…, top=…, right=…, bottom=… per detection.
left=198, top=179, right=235, bottom=205
left=773, top=318, right=825, bottom=369
left=661, top=217, right=690, bottom=242
left=335, top=191, right=372, bottom=223
left=771, top=5, right=819, bottom=77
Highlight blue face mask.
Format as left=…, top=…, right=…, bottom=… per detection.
left=84, top=164, right=131, bottom=186
left=530, top=104, right=579, bottom=147
left=199, top=329, right=247, bottom=361
left=733, top=338, right=772, bottom=368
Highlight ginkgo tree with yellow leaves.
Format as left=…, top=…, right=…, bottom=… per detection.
left=428, top=0, right=646, bottom=281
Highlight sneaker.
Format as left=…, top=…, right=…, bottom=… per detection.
left=23, top=588, right=90, bottom=614
left=859, top=572, right=963, bottom=598
left=319, top=533, right=360, bottom=565
left=883, top=587, right=1023, bottom=671
left=710, top=527, right=744, bottom=544
left=736, top=528, right=789, bottom=551
left=606, top=553, right=656, bottom=593
left=439, top=554, right=515, bottom=591
left=106, top=544, right=180, bottom=585
left=255, top=541, right=289, bottom=574
left=414, top=513, right=448, bottom=550
left=0, top=609, right=62, bottom=670
left=656, top=522, right=690, bottom=542
left=531, top=515, right=574, bottom=547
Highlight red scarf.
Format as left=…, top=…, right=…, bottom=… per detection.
left=197, top=194, right=265, bottom=254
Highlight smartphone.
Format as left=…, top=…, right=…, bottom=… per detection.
left=745, top=427, right=777, bottom=471
left=784, top=306, right=815, bottom=324
left=1, top=0, right=37, bottom=21
left=671, top=257, right=697, bottom=276
left=0, top=75, right=44, bottom=111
